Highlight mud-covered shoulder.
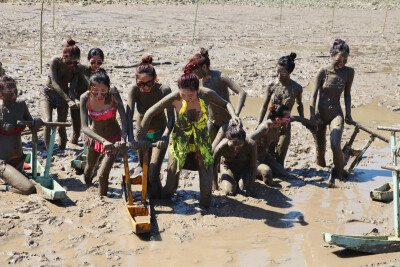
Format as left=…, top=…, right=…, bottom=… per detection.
left=159, top=83, right=172, bottom=96
left=209, top=69, right=222, bottom=79
left=80, top=91, right=90, bottom=103
left=343, top=65, right=355, bottom=74
left=291, top=79, right=303, bottom=93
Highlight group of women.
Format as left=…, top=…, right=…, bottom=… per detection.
left=0, top=38, right=356, bottom=208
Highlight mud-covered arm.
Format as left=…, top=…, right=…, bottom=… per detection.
left=138, top=91, right=179, bottom=140
left=258, top=83, right=273, bottom=125
left=295, top=86, right=304, bottom=117
left=310, top=68, right=325, bottom=120
left=80, top=92, right=108, bottom=144
left=247, top=139, right=258, bottom=190
left=22, top=102, right=44, bottom=131
left=250, top=121, right=271, bottom=141
left=213, top=139, right=228, bottom=190
left=68, top=73, right=79, bottom=101
left=222, top=76, right=247, bottom=115
left=344, top=69, right=355, bottom=124
left=49, top=58, right=74, bottom=104
left=113, top=89, right=128, bottom=142
left=202, top=87, right=240, bottom=124
left=126, top=86, right=136, bottom=142
left=162, top=86, right=175, bottom=138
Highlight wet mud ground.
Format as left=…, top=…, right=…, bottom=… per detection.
left=0, top=3, right=400, bottom=266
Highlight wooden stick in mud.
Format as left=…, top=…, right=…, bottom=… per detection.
left=192, top=0, right=200, bottom=45
left=40, top=0, right=44, bottom=74
left=279, top=0, right=283, bottom=27
left=52, top=0, right=55, bottom=30
left=382, top=0, right=389, bottom=34
left=331, top=0, right=335, bottom=28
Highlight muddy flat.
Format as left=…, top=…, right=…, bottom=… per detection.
left=0, top=3, right=400, bottom=266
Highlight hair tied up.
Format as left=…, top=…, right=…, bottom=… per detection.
left=141, top=55, right=153, bottom=65
left=67, top=37, right=77, bottom=46
left=269, top=104, right=277, bottom=112
left=200, top=47, right=209, bottom=58
left=184, top=62, right=198, bottom=74
left=289, top=52, right=297, bottom=61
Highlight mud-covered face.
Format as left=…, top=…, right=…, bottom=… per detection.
left=276, top=65, right=289, bottom=81
left=193, top=65, right=207, bottom=79
left=228, top=138, right=245, bottom=153
left=272, top=111, right=291, bottom=128
left=179, top=87, right=198, bottom=104
left=63, top=53, right=79, bottom=68
left=331, top=51, right=348, bottom=69
left=89, top=55, right=103, bottom=72
left=90, top=83, right=109, bottom=102
left=1, top=82, right=18, bottom=106
left=136, top=74, right=155, bottom=93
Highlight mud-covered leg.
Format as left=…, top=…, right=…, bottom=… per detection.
left=84, top=148, right=101, bottom=185
left=196, top=155, right=213, bottom=208
left=40, top=99, right=53, bottom=150
left=265, top=153, right=291, bottom=179
left=1, top=164, right=35, bottom=195
left=220, top=165, right=237, bottom=195
left=313, top=123, right=327, bottom=167
left=97, top=152, right=117, bottom=196
left=329, top=115, right=344, bottom=184
left=207, top=120, right=220, bottom=143
left=148, top=146, right=167, bottom=199
left=163, top=153, right=180, bottom=198
left=70, top=108, right=81, bottom=144
left=256, top=162, right=273, bottom=185
left=56, top=104, right=69, bottom=150
left=276, top=124, right=291, bottom=167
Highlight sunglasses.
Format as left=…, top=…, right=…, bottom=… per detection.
left=137, top=80, right=154, bottom=88
left=90, top=60, right=103, bottom=66
left=4, top=83, right=17, bottom=90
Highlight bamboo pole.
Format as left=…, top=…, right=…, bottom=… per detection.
left=192, top=0, right=200, bottom=45
left=40, top=0, right=44, bottom=74
left=382, top=0, right=389, bottom=34
left=52, top=0, right=55, bottom=30
left=331, top=0, right=335, bottom=29
left=279, top=0, right=283, bottom=27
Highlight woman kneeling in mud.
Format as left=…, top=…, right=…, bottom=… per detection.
left=80, top=69, right=127, bottom=196
left=213, top=123, right=257, bottom=195
left=310, top=39, right=354, bottom=186
left=258, top=52, right=303, bottom=167
left=189, top=48, right=247, bottom=142
left=137, top=62, right=240, bottom=208
left=126, top=56, right=174, bottom=199
left=0, top=76, right=43, bottom=194
left=41, top=38, right=82, bottom=149
left=251, top=104, right=292, bottom=185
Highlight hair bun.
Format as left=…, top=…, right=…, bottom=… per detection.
left=67, top=37, right=76, bottom=46
left=289, top=52, right=297, bottom=61
left=141, top=55, right=153, bottom=65
left=200, top=47, right=209, bottom=58
left=269, top=104, right=277, bottom=112
left=184, top=62, right=198, bottom=74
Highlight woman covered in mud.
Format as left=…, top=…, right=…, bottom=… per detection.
left=70, top=48, right=105, bottom=144
left=0, top=75, right=43, bottom=194
left=80, top=69, right=127, bottom=196
left=138, top=62, right=240, bottom=208
left=258, top=52, right=303, bottom=167
left=310, top=39, right=354, bottom=186
left=40, top=37, right=82, bottom=149
left=126, top=55, right=174, bottom=198
left=189, top=48, right=247, bottom=142
left=213, top=122, right=257, bottom=195
left=251, top=104, right=292, bottom=185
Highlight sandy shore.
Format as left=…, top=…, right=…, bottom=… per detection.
left=0, top=3, right=400, bottom=266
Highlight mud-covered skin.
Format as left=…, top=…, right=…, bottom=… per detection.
left=258, top=79, right=303, bottom=167
left=0, top=100, right=35, bottom=194
left=80, top=89, right=127, bottom=196
left=0, top=62, right=5, bottom=76
left=127, top=82, right=174, bottom=198
left=138, top=87, right=238, bottom=207
left=213, top=138, right=257, bottom=195
left=202, top=70, right=247, bottom=141
left=250, top=121, right=292, bottom=180
left=310, top=64, right=355, bottom=181
left=41, top=57, right=80, bottom=149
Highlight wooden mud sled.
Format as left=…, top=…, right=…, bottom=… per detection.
left=71, top=134, right=87, bottom=170
left=19, top=120, right=70, bottom=200
left=323, top=126, right=400, bottom=253
left=121, top=143, right=155, bottom=234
